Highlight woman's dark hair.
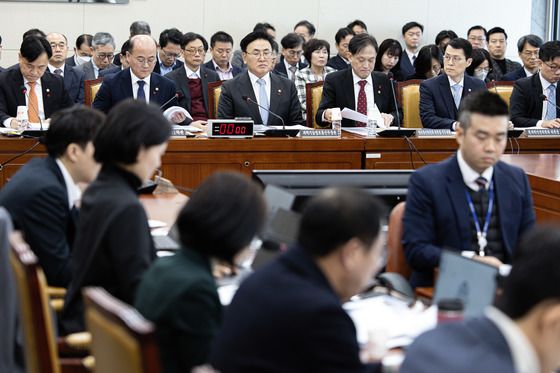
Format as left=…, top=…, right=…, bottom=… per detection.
left=374, top=39, right=402, bottom=72
left=177, top=172, right=266, bottom=263
left=414, top=44, right=443, bottom=79
left=466, top=48, right=493, bottom=76
left=303, top=38, right=330, bottom=66
left=94, top=99, right=170, bottom=165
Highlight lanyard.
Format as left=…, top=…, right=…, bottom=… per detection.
left=465, top=180, right=494, bottom=257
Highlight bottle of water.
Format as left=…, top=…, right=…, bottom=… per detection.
left=15, top=106, right=29, bottom=131
left=366, top=117, right=377, bottom=137
left=331, top=119, right=342, bottom=138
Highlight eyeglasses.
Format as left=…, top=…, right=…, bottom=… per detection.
left=161, top=49, right=180, bottom=59
left=468, top=36, right=486, bottom=42
left=246, top=50, right=272, bottom=58
left=522, top=50, right=539, bottom=58
left=96, top=53, right=114, bottom=60
left=543, top=62, right=560, bottom=73
left=474, top=67, right=490, bottom=73
left=133, top=56, right=157, bottom=65
left=184, top=48, right=206, bottom=55
left=286, top=49, right=303, bottom=57
left=443, top=54, right=465, bottom=63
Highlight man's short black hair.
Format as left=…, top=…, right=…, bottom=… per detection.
left=303, top=39, right=330, bottom=65
left=487, top=27, right=508, bottom=40
left=348, top=33, right=378, bottom=55
left=181, top=32, right=208, bottom=51
left=22, top=28, right=46, bottom=41
left=280, top=33, right=305, bottom=49
left=159, top=28, right=183, bottom=48
left=435, top=30, right=458, bottom=46
left=20, top=36, right=52, bottom=61
left=458, top=91, right=509, bottom=130
left=538, top=40, right=560, bottom=62
left=294, top=20, right=316, bottom=37
left=119, top=40, right=131, bottom=56
left=253, top=22, right=276, bottom=33
left=240, top=31, right=273, bottom=53
left=94, top=100, right=171, bottom=165
left=44, top=106, right=105, bottom=158
left=177, top=172, right=266, bottom=263
left=467, top=25, right=487, bottom=37
left=445, top=37, right=473, bottom=59
left=347, top=20, right=368, bottom=32
left=335, top=27, right=355, bottom=45
left=517, top=34, right=543, bottom=53
left=210, top=31, right=234, bottom=48
left=271, top=40, right=279, bottom=55
left=498, top=225, right=560, bottom=319
left=0, top=35, right=2, bottom=44
left=402, top=21, right=424, bottom=35
left=130, top=20, right=151, bottom=36
left=298, top=187, right=386, bottom=257
left=75, top=34, right=93, bottom=49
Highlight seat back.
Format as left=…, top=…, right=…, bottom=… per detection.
left=398, top=80, right=423, bottom=128
left=305, top=81, right=325, bottom=128
left=9, top=231, right=60, bottom=373
left=486, top=81, right=515, bottom=107
left=207, top=80, right=224, bottom=119
left=84, top=78, right=103, bottom=107
left=83, top=287, right=161, bottom=373
left=386, top=202, right=411, bottom=279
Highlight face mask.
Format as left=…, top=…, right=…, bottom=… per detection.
left=474, top=70, right=488, bottom=81
left=76, top=55, right=91, bottom=65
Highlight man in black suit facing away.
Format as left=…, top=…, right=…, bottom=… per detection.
left=46, top=32, right=85, bottom=104
left=273, top=33, right=307, bottom=80
left=0, top=36, right=73, bottom=128
left=153, top=28, right=184, bottom=76
left=218, top=31, right=304, bottom=126
left=0, top=106, right=104, bottom=287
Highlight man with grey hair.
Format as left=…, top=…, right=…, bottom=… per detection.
left=130, top=20, right=151, bottom=37
left=502, top=34, right=543, bottom=81
left=403, top=91, right=534, bottom=288
left=76, top=32, right=116, bottom=80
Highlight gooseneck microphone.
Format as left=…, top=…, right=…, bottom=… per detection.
left=387, top=72, right=401, bottom=130
left=20, top=85, right=44, bottom=132
left=376, top=73, right=416, bottom=138
left=540, top=94, right=560, bottom=113
left=159, top=92, right=180, bottom=110
left=242, top=95, right=299, bottom=137
left=242, top=95, right=285, bottom=128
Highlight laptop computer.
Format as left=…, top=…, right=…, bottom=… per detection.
left=433, top=250, right=499, bottom=318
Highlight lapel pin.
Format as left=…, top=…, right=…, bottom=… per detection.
left=45, top=88, right=51, bottom=97
left=277, top=89, right=282, bottom=95
left=468, top=88, right=472, bottom=92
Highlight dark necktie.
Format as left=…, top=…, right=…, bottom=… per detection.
left=54, top=68, right=63, bottom=76
left=137, top=80, right=146, bottom=102
left=475, top=176, right=488, bottom=192
left=357, top=80, right=367, bottom=127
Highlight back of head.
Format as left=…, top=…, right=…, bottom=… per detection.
left=177, top=172, right=266, bottom=263
left=22, top=28, right=46, bottom=41
left=539, top=40, right=560, bottom=62
left=297, top=188, right=385, bottom=257
left=458, top=91, right=508, bottom=130
left=94, top=99, right=170, bottom=165
left=498, top=225, right=560, bottom=319
left=348, top=33, right=378, bottom=55
left=445, top=37, right=473, bottom=59
left=130, top=20, right=151, bottom=37
left=20, top=35, right=52, bottom=61
left=44, top=105, right=105, bottom=158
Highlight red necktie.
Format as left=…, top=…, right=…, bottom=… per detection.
left=357, top=80, right=367, bottom=127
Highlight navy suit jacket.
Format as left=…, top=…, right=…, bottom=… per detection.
left=327, top=54, right=350, bottom=71
left=399, top=51, right=415, bottom=79
left=403, top=155, right=535, bottom=288
left=98, top=66, right=120, bottom=78
left=203, top=60, right=242, bottom=77
left=63, top=65, right=85, bottom=104
left=153, top=59, right=184, bottom=75
left=0, top=68, right=73, bottom=124
left=419, top=74, right=487, bottom=129
left=0, top=157, right=77, bottom=287
left=273, top=56, right=308, bottom=79
left=65, top=56, right=76, bottom=67
left=217, top=71, right=304, bottom=126
left=510, top=73, right=559, bottom=127
left=210, top=246, right=379, bottom=373
left=501, top=67, right=527, bottom=82
left=92, top=68, right=177, bottom=113
left=316, top=68, right=402, bottom=127
left=401, top=315, right=515, bottom=373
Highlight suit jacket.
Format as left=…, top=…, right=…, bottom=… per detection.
left=65, top=56, right=76, bottom=67
left=0, top=157, right=77, bottom=287
left=217, top=71, right=305, bottom=126
left=399, top=50, right=415, bottom=79
left=153, top=59, right=184, bottom=75
left=92, top=68, right=177, bottom=113
left=510, top=73, right=558, bottom=127
left=401, top=315, right=515, bottom=373
left=61, top=165, right=156, bottom=334
left=98, top=66, right=120, bottom=78
left=419, top=74, right=487, bottom=129
left=0, top=66, right=4, bottom=74
left=135, top=248, right=221, bottom=373
left=0, top=68, right=73, bottom=124
left=63, top=64, right=85, bottom=104
left=316, top=68, right=402, bottom=127
left=76, top=60, right=117, bottom=81
left=327, top=54, right=350, bottom=71
left=403, top=155, right=535, bottom=287
left=203, top=60, right=242, bottom=77
left=273, top=56, right=308, bottom=79
left=490, top=58, right=522, bottom=81
left=209, top=246, right=379, bottom=373
left=166, top=65, right=219, bottom=124
left=501, top=67, right=527, bottom=82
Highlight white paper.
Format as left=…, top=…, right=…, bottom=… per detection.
left=341, top=107, right=368, bottom=123
left=254, top=124, right=309, bottom=133
left=172, top=124, right=203, bottom=133
left=163, top=106, right=192, bottom=121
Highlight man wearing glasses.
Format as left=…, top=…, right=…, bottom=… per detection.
left=218, top=31, right=304, bottom=126
left=467, top=25, right=488, bottom=50
left=76, top=32, right=116, bottom=80
left=273, top=33, right=307, bottom=81
left=153, top=28, right=184, bottom=76
left=502, top=34, right=543, bottom=81
left=510, top=41, right=560, bottom=128
left=420, top=38, right=486, bottom=129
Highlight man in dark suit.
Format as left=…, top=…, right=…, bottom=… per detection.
left=76, top=32, right=116, bottom=80
left=486, top=27, right=522, bottom=81
left=327, top=27, right=354, bottom=71
left=402, top=226, right=560, bottom=373
left=65, top=34, right=93, bottom=68
left=0, top=36, right=73, bottom=128
left=210, top=187, right=385, bottom=372
left=153, top=28, right=184, bottom=76
left=316, top=33, right=401, bottom=128
left=502, top=34, right=542, bottom=81
left=404, top=91, right=535, bottom=288
left=93, top=35, right=183, bottom=124
left=218, top=31, right=304, bottom=126
left=399, top=21, right=424, bottom=78
left=510, top=41, right=560, bottom=128
left=0, top=34, right=4, bottom=72
left=420, top=38, right=487, bottom=129
left=272, top=33, right=307, bottom=80
left=167, top=32, right=219, bottom=125
left=0, top=106, right=103, bottom=287
left=46, top=33, right=84, bottom=104
left=98, top=40, right=130, bottom=79
left=204, top=31, right=242, bottom=80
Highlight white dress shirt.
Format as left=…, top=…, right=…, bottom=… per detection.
left=405, top=48, right=418, bottom=65
left=212, top=60, right=234, bottom=80
left=185, top=65, right=201, bottom=80
left=55, top=159, right=82, bottom=209
left=130, top=70, right=150, bottom=103
left=457, top=150, right=494, bottom=191
left=2, top=77, right=46, bottom=127
left=248, top=71, right=271, bottom=108
left=91, top=60, right=101, bottom=79
left=48, top=64, right=65, bottom=77
left=523, top=67, right=534, bottom=78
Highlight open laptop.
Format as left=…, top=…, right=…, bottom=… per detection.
left=433, top=250, right=499, bottom=318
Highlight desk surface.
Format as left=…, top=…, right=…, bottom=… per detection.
left=502, top=154, right=560, bottom=181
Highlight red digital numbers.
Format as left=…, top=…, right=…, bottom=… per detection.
left=218, top=123, right=247, bottom=136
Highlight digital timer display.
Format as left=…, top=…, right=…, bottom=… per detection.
left=208, top=120, right=254, bottom=138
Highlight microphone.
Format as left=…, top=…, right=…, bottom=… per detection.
left=387, top=72, right=401, bottom=130
left=0, top=140, right=41, bottom=172
left=377, top=73, right=416, bottom=138
left=159, top=92, right=180, bottom=110
left=20, top=85, right=44, bottom=132
left=242, top=95, right=299, bottom=137
left=540, top=94, right=559, bottom=112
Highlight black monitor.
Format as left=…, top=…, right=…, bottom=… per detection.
left=253, top=169, right=412, bottom=211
